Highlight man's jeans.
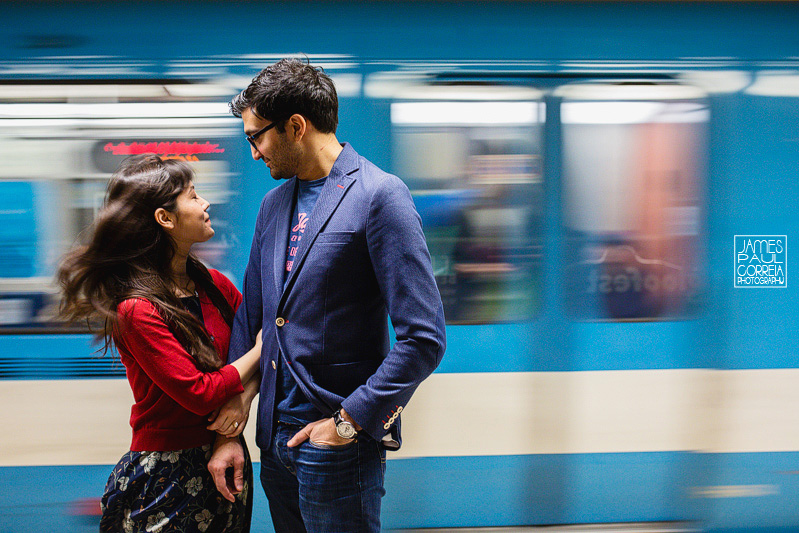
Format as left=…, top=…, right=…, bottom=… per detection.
left=260, top=422, right=387, bottom=533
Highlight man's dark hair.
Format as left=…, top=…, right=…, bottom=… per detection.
left=230, top=57, right=338, bottom=134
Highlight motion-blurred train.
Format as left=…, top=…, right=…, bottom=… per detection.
left=1, top=2, right=798, bottom=532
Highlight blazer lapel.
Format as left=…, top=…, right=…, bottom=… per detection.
left=280, top=145, right=359, bottom=300
left=272, top=179, right=297, bottom=297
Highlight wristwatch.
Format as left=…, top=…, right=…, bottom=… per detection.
left=333, top=409, right=358, bottom=439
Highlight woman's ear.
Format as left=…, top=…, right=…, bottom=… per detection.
left=154, top=207, right=175, bottom=230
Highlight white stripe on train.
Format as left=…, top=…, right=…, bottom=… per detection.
left=2, top=369, right=798, bottom=466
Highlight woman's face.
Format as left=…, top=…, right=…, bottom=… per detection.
left=166, top=181, right=214, bottom=250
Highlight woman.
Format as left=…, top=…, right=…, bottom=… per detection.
left=58, top=154, right=259, bottom=532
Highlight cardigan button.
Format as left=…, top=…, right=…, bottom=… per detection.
left=275, top=317, right=285, bottom=327
left=272, top=360, right=277, bottom=370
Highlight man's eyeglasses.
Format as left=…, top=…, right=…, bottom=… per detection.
left=246, top=120, right=279, bottom=149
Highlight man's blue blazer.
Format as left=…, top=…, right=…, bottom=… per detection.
left=228, top=143, right=446, bottom=450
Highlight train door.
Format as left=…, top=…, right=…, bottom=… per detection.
left=379, top=78, right=563, bottom=528
left=377, top=74, right=709, bottom=529
left=555, top=81, right=709, bottom=525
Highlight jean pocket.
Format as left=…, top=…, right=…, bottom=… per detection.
left=307, top=438, right=357, bottom=451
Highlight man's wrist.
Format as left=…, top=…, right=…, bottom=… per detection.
left=338, top=408, right=362, bottom=431
left=213, top=434, right=237, bottom=450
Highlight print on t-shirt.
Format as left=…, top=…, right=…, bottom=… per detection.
left=286, top=211, right=309, bottom=273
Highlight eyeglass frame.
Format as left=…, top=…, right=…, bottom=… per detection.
left=245, top=119, right=282, bottom=149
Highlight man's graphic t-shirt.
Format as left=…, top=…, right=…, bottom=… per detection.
left=277, top=177, right=326, bottom=425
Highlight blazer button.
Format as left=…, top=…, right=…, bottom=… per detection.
left=275, top=317, right=285, bottom=327
left=271, top=360, right=277, bottom=370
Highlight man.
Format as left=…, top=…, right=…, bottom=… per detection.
left=207, top=58, right=446, bottom=532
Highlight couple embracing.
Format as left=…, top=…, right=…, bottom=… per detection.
left=59, top=58, right=445, bottom=533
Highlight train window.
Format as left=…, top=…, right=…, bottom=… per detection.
left=0, top=82, right=239, bottom=332
left=558, top=83, right=707, bottom=321
left=390, top=86, right=545, bottom=324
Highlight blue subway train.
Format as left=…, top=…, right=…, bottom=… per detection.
left=1, top=2, right=798, bottom=532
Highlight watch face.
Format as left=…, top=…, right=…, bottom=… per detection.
left=337, top=421, right=357, bottom=439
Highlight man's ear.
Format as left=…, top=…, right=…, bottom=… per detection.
left=287, top=114, right=307, bottom=142
left=154, top=207, right=175, bottom=230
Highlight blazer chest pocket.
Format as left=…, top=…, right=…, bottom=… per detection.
left=316, top=231, right=355, bottom=244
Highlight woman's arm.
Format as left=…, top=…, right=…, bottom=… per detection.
left=207, top=372, right=260, bottom=436
left=206, top=270, right=262, bottom=436
left=228, top=329, right=262, bottom=385
left=207, top=330, right=262, bottom=436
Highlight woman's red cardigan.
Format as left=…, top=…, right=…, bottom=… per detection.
left=114, top=269, right=245, bottom=451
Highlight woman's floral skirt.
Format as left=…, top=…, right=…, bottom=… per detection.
left=99, top=440, right=252, bottom=533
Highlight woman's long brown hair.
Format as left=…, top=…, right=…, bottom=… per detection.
left=57, top=155, right=234, bottom=372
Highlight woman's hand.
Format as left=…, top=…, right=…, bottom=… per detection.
left=207, top=393, right=250, bottom=437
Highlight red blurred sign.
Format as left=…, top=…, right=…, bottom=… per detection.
left=103, top=141, right=224, bottom=156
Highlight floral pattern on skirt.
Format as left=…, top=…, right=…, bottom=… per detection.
left=100, top=440, right=252, bottom=533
